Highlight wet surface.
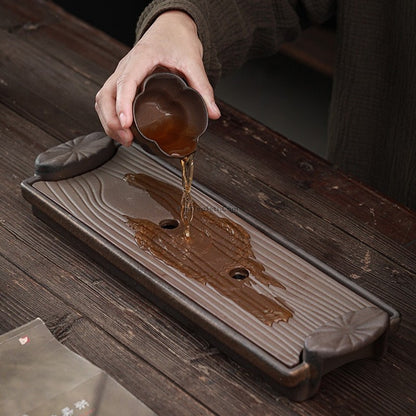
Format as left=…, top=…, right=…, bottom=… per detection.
left=125, top=173, right=293, bottom=326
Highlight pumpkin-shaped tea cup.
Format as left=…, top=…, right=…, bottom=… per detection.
left=132, top=71, right=208, bottom=158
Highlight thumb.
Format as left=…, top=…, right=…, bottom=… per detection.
left=115, top=76, right=139, bottom=129
left=186, top=64, right=221, bottom=120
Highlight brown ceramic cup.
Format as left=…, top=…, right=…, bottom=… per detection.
left=131, top=70, right=208, bottom=158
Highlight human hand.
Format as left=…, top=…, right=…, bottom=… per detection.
left=95, top=10, right=221, bottom=146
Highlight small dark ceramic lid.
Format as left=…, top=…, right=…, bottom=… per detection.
left=35, top=132, right=117, bottom=181
left=303, top=307, right=389, bottom=373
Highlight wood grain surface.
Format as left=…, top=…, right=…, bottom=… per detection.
left=1, top=1, right=415, bottom=415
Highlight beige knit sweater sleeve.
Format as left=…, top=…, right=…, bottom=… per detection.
left=136, top=0, right=335, bottom=85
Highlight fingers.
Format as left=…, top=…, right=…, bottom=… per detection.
left=155, top=11, right=221, bottom=119
left=95, top=70, right=134, bottom=146
left=114, top=54, right=156, bottom=131
left=95, top=50, right=153, bottom=146
left=185, top=61, right=221, bottom=119
left=95, top=10, right=221, bottom=147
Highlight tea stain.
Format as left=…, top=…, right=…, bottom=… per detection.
left=124, top=173, right=293, bottom=326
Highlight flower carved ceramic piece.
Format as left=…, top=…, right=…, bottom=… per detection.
left=35, top=132, right=117, bottom=181
left=304, top=307, right=389, bottom=366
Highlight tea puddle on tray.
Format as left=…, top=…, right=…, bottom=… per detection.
left=124, top=172, right=293, bottom=326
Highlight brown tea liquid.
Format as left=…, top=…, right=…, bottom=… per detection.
left=139, top=111, right=198, bottom=158
left=180, top=154, right=194, bottom=239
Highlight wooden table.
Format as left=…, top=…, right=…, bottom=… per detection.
left=1, top=1, right=415, bottom=414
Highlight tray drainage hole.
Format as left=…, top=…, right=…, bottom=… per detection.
left=159, top=219, right=179, bottom=230
left=229, top=268, right=249, bottom=280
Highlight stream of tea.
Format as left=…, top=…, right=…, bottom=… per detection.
left=180, top=154, right=194, bottom=239
left=139, top=109, right=198, bottom=239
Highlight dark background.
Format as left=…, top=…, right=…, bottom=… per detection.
left=54, top=1, right=151, bottom=45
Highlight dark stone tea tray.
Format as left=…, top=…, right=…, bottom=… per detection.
left=21, top=133, right=400, bottom=401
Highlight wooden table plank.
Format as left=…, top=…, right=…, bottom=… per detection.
left=0, top=29, right=102, bottom=139
left=208, top=110, right=416, bottom=254
left=1, top=1, right=415, bottom=415
left=0, top=0, right=127, bottom=72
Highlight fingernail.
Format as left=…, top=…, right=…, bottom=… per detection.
left=211, top=101, right=221, bottom=118
left=117, top=129, right=130, bottom=146
left=117, top=130, right=127, bottom=145
left=119, top=112, right=127, bottom=128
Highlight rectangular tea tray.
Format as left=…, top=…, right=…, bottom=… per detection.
left=21, top=135, right=400, bottom=401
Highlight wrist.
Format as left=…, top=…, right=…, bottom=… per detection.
left=155, top=9, right=198, bottom=34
